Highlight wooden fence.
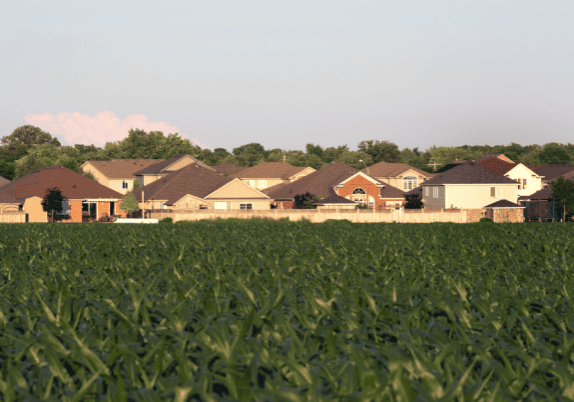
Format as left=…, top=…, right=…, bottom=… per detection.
left=0, top=212, right=27, bottom=223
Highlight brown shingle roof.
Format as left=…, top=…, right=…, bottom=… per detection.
left=212, top=163, right=247, bottom=175
left=314, top=193, right=357, bottom=205
left=531, top=164, right=574, bottom=181
left=229, top=162, right=310, bottom=180
left=265, top=162, right=358, bottom=199
left=84, top=159, right=163, bottom=179
left=0, top=165, right=124, bottom=201
left=360, top=161, right=432, bottom=178
left=131, top=163, right=231, bottom=205
left=379, top=183, right=406, bottom=199
left=421, top=162, right=518, bottom=185
left=133, top=154, right=211, bottom=175
left=477, top=157, right=518, bottom=175
left=484, top=199, right=524, bottom=208
left=475, top=154, right=513, bottom=163
left=0, top=176, right=11, bottom=188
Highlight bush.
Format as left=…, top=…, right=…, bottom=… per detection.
left=160, top=217, right=173, bottom=224
left=479, top=217, right=494, bottom=223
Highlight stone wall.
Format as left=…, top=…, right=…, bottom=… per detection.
left=491, top=208, right=525, bottom=223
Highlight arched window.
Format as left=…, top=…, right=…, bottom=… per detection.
left=403, top=176, right=418, bottom=190
left=351, top=188, right=367, bottom=204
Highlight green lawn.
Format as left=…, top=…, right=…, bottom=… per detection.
left=0, top=220, right=573, bottom=401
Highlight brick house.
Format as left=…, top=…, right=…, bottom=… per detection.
left=335, top=172, right=405, bottom=209
left=0, top=165, right=128, bottom=222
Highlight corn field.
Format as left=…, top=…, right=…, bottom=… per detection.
left=0, top=220, right=573, bottom=401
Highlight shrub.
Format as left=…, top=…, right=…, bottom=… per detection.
left=160, top=217, right=173, bottom=224
left=479, top=217, right=494, bottom=223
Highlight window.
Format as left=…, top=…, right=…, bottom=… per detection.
left=424, top=187, right=430, bottom=197
left=403, top=176, right=418, bottom=190
left=122, top=180, right=129, bottom=189
left=245, top=180, right=255, bottom=187
left=240, top=203, right=253, bottom=210
left=214, top=202, right=228, bottom=210
left=523, top=179, right=527, bottom=189
left=490, top=187, right=501, bottom=197
left=351, top=188, right=367, bottom=204
left=258, top=180, right=268, bottom=189
left=60, top=201, right=70, bottom=215
left=432, top=187, right=438, bottom=198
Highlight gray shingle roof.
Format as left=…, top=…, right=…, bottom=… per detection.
left=360, top=161, right=432, bottom=178
left=484, top=199, right=524, bottom=208
left=314, top=193, right=357, bottom=205
left=265, top=162, right=358, bottom=199
left=212, top=163, right=247, bottom=175
left=421, top=162, right=519, bottom=185
left=531, top=165, right=574, bottom=181
left=131, top=163, right=231, bottom=205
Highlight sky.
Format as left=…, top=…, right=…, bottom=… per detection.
left=1, top=0, right=574, bottom=153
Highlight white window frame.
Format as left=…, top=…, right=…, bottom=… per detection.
left=523, top=179, right=527, bottom=189
left=240, top=203, right=253, bottom=210
left=258, top=180, right=268, bottom=189
left=214, top=201, right=228, bottom=210
left=432, top=187, right=439, bottom=198
left=403, top=176, right=418, bottom=191
left=245, top=180, right=255, bottom=187
left=424, top=187, right=430, bottom=197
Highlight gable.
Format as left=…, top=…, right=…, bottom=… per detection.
left=338, top=172, right=382, bottom=187
left=206, top=179, right=270, bottom=199
left=163, top=156, right=196, bottom=172
left=506, top=164, right=542, bottom=178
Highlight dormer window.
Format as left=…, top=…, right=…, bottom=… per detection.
left=122, top=180, right=129, bottom=189
left=403, top=176, right=417, bottom=190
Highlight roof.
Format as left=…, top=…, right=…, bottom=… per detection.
left=360, top=161, right=432, bottom=178
left=83, top=159, right=162, bottom=179
left=212, top=163, right=247, bottom=176
left=379, top=182, right=406, bottom=199
left=133, top=154, right=210, bottom=176
left=229, top=162, right=311, bottom=180
left=420, top=162, right=519, bottom=185
left=405, top=186, right=423, bottom=198
left=477, top=157, right=518, bottom=175
left=0, top=165, right=124, bottom=201
left=475, top=154, right=513, bottom=163
left=264, top=161, right=358, bottom=199
left=131, top=163, right=231, bottom=205
left=484, top=199, right=524, bottom=209
left=531, top=164, right=574, bottom=181
left=519, top=175, right=574, bottom=201
left=314, top=193, right=357, bottom=205
left=0, top=176, right=10, bottom=188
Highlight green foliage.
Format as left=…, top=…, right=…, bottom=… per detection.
left=14, top=143, right=82, bottom=178
left=40, top=187, right=68, bottom=222
left=550, top=176, right=574, bottom=219
left=0, top=159, right=16, bottom=181
left=293, top=192, right=322, bottom=209
left=82, top=171, right=97, bottom=181
left=132, top=179, right=140, bottom=189
left=479, top=217, right=494, bottom=222
left=119, top=192, right=140, bottom=218
left=357, top=140, right=401, bottom=163
left=159, top=217, right=173, bottom=224
left=538, top=143, right=574, bottom=164
left=0, top=125, right=61, bottom=162
left=0, top=222, right=572, bottom=400
left=335, top=150, right=373, bottom=170
left=404, top=193, right=423, bottom=209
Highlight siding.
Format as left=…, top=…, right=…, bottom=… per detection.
left=446, top=184, right=518, bottom=209
left=207, top=180, right=269, bottom=199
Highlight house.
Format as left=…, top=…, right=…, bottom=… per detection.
left=212, top=163, right=247, bottom=176
left=477, top=157, right=543, bottom=197
left=264, top=162, right=358, bottom=208
left=360, top=161, right=434, bottom=191
left=530, top=164, right=574, bottom=188
left=518, top=174, right=574, bottom=221
left=421, top=161, right=520, bottom=211
left=335, top=172, right=406, bottom=209
left=0, top=165, right=127, bottom=222
left=228, top=162, right=315, bottom=190
left=131, top=163, right=273, bottom=211
left=483, top=200, right=525, bottom=223
left=80, top=159, right=161, bottom=195
left=133, top=154, right=215, bottom=187
left=434, top=154, right=514, bottom=173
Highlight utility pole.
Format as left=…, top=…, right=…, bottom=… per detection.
left=427, top=162, right=442, bottom=171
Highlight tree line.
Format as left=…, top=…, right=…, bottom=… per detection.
left=2, top=125, right=574, bottom=181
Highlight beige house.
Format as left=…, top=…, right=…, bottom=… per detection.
left=478, top=157, right=543, bottom=198
left=229, top=162, right=315, bottom=190
left=360, top=162, right=434, bottom=191
left=132, top=163, right=272, bottom=211
left=81, top=159, right=163, bottom=195
left=133, top=154, right=214, bottom=187
left=421, top=162, right=520, bottom=209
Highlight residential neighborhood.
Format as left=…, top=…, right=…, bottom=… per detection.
left=2, top=149, right=574, bottom=223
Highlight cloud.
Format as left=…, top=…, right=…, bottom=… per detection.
left=24, top=111, right=210, bottom=149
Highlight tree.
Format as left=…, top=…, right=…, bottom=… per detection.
left=119, top=192, right=139, bottom=218
left=404, top=193, right=423, bottom=209
left=550, top=176, right=574, bottom=221
left=336, top=151, right=373, bottom=170
left=82, top=172, right=97, bottom=181
left=322, top=145, right=349, bottom=164
left=538, top=143, right=573, bottom=164
left=306, top=143, right=324, bottom=158
left=14, top=143, right=81, bottom=178
left=357, top=140, right=401, bottom=163
left=294, top=192, right=322, bottom=209
left=1, top=125, right=62, bottom=162
left=118, top=129, right=164, bottom=159
left=41, top=187, right=68, bottom=222
left=154, top=133, right=202, bottom=159
left=0, top=160, right=16, bottom=181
